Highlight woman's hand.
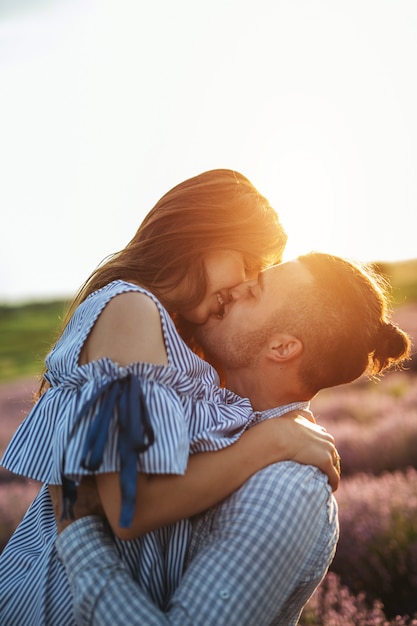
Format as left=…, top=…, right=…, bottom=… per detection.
left=48, top=476, right=105, bottom=534
left=264, top=410, right=340, bottom=491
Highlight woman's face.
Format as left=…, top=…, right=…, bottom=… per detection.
left=180, top=250, right=259, bottom=324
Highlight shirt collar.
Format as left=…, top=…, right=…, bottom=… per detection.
left=252, top=400, right=310, bottom=424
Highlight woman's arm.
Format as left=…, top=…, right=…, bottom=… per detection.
left=51, top=412, right=338, bottom=539
left=97, top=412, right=338, bottom=540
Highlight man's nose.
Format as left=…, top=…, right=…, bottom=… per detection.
left=229, top=279, right=256, bottom=300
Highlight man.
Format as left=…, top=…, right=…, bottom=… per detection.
left=53, top=252, right=410, bottom=625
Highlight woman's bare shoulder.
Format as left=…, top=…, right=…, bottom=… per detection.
left=83, top=290, right=168, bottom=366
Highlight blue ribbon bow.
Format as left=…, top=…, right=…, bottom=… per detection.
left=62, top=373, right=155, bottom=528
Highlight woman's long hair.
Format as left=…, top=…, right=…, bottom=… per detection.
left=71, top=169, right=286, bottom=312
left=38, top=169, right=287, bottom=394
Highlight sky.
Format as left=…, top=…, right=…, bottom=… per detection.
left=1, top=0, right=416, bottom=302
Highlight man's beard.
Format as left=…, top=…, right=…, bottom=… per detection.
left=195, top=323, right=270, bottom=369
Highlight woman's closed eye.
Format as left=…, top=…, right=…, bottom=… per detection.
left=246, top=285, right=257, bottom=299
left=247, top=272, right=267, bottom=301
left=246, top=274, right=264, bottom=298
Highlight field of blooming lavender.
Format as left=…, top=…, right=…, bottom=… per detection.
left=1, top=298, right=416, bottom=624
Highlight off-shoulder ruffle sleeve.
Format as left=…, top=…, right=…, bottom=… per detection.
left=2, top=359, right=193, bottom=525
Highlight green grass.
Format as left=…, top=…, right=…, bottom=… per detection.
left=0, top=301, right=67, bottom=382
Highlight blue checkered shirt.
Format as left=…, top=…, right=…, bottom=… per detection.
left=56, top=408, right=338, bottom=626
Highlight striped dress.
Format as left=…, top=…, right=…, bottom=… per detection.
left=0, top=280, right=255, bottom=626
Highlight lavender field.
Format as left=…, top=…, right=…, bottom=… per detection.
left=1, top=303, right=416, bottom=624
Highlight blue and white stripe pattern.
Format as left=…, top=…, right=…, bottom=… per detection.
left=0, top=280, right=255, bottom=625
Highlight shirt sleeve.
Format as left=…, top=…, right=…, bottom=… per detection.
left=59, top=362, right=191, bottom=481
left=1, top=360, right=190, bottom=488
left=55, top=517, right=190, bottom=626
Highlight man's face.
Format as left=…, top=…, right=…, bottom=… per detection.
left=195, top=260, right=314, bottom=368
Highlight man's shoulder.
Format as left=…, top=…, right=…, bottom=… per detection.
left=245, top=461, right=330, bottom=497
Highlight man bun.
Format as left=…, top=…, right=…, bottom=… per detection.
left=371, top=322, right=411, bottom=374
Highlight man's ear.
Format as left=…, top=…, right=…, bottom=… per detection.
left=266, top=334, right=303, bottom=363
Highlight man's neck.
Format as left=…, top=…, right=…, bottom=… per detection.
left=225, top=368, right=308, bottom=412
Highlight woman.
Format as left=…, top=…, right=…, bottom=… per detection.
left=0, top=169, right=339, bottom=624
